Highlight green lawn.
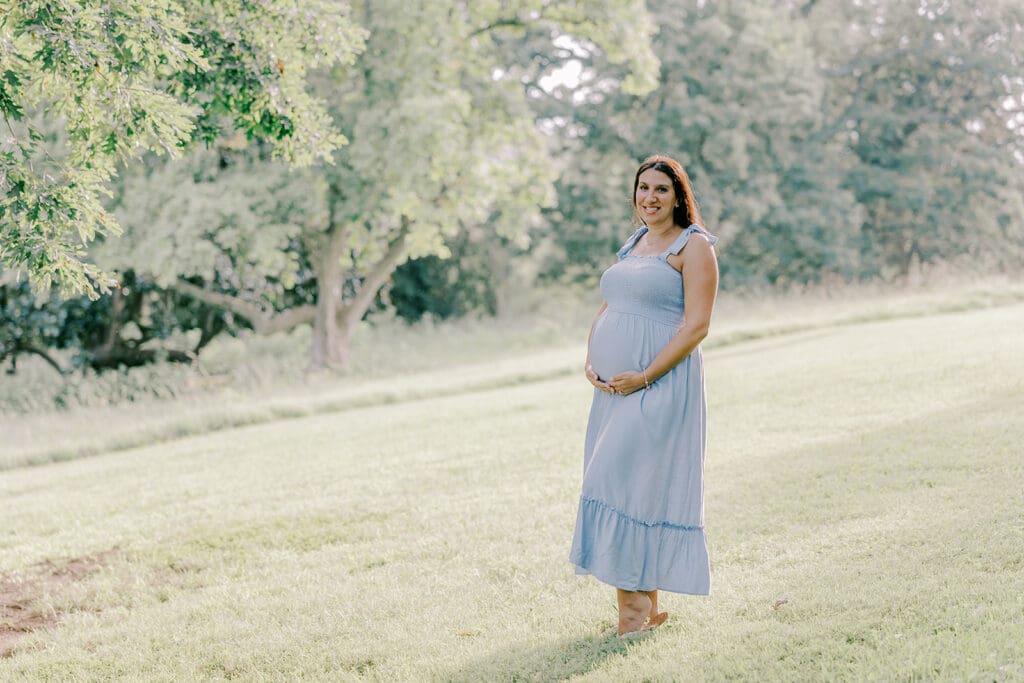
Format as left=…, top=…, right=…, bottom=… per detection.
left=2, top=302, right=1023, bottom=681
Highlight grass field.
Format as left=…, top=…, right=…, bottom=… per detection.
left=2, top=300, right=1023, bottom=680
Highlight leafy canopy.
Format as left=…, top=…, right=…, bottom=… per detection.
left=0, top=0, right=365, bottom=296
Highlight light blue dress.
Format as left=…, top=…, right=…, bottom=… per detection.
left=569, top=223, right=716, bottom=595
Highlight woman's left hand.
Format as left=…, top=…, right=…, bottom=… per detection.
left=608, top=371, right=646, bottom=396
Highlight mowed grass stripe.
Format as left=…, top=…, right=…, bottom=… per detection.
left=1, top=304, right=1022, bottom=680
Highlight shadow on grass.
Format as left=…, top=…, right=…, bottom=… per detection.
left=444, top=627, right=650, bottom=682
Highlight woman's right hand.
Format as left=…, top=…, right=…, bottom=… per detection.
left=585, top=363, right=613, bottom=393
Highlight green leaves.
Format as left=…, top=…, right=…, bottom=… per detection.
left=807, top=0, right=1024, bottom=277
left=537, top=0, right=1024, bottom=286
left=0, top=68, right=24, bottom=120
left=0, top=0, right=365, bottom=295
left=0, top=155, right=121, bottom=297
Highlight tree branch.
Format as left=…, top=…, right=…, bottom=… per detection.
left=174, top=279, right=316, bottom=335
left=193, top=309, right=226, bottom=355
left=469, top=17, right=525, bottom=37
left=16, top=344, right=66, bottom=376
left=823, top=39, right=947, bottom=79
left=338, top=216, right=412, bottom=326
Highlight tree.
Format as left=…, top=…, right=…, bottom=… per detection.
left=0, top=270, right=231, bottom=375
left=534, top=0, right=1024, bottom=287
left=804, top=0, right=1024, bottom=277
left=533, top=0, right=864, bottom=288
left=105, top=0, right=659, bottom=368
left=0, top=0, right=366, bottom=295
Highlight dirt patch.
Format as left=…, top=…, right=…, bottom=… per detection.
left=0, top=547, right=121, bottom=658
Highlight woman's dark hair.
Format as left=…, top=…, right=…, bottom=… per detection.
left=632, top=155, right=703, bottom=229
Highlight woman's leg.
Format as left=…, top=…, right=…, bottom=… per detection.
left=644, top=590, right=659, bottom=619
left=643, top=590, right=669, bottom=627
left=616, top=589, right=652, bottom=635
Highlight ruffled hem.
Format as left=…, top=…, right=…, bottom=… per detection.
left=569, top=496, right=710, bottom=595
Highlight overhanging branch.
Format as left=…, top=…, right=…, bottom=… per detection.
left=338, top=216, right=412, bottom=325
left=174, top=279, right=316, bottom=335
left=8, top=344, right=66, bottom=376
left=469, top=16, right=526, bottom=37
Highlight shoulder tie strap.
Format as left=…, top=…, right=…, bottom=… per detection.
left=616, top=226, right=649, bottom=260
left=661, top=224, right=719, bottom=259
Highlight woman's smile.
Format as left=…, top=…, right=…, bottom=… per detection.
left=635, top=168, right=678, bottom=226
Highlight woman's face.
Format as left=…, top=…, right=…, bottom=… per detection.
left=635, top=168, right=677, bottom=226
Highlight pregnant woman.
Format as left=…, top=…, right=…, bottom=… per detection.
left=569, top=155, right=719, bottom=638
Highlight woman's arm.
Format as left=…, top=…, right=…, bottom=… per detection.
left=608, top=236, right=718, bottom=394
left=645, top=235, right=719, bottom=381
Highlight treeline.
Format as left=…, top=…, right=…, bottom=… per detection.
left=1, top=0, right=1022, bottom=375
left=532, top=0, right=1024, bottom=288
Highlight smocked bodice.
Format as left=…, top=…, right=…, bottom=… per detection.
left=600, top=257, right=685, bottom=326
left=598, top=224, right=717, bottom=327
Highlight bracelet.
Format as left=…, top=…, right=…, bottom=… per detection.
left=642, top=368, right=650, bottom=389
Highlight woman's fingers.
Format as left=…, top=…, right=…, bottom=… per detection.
left=585, top=365, right=619, bottom=393
left=607, top=377, right=641, bottom=395
left=607, top=372, right=633, bottom=392
left=586, top=367, right=610, bottom=391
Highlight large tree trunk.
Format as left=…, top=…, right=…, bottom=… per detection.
left=177, top=218, right=412, bottom=371
left=310, top=224, right=349, bottom=370
left=310, top=216, right=412, bottom=370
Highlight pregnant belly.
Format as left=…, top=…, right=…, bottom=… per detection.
left=588, top=312, right=645, bottom=381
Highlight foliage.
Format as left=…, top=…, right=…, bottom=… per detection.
left=0, top=269, right=232, bottom=379
left=534, top=0, right=1024, bottom=287
left=387, top=232, right=502, bottom=322
left=805, top=0, right=1024, bottom=277
left=100, top=0, right=659, bottom=368
left=0, top=272, right=183, bottom=377
left=99, top=147, right=321, bottom=303
left=0, top=0, right=366, bottom=295
left=4, top=0, right=1023, bottom=377
left=0, top=278, right=80, bottom=374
